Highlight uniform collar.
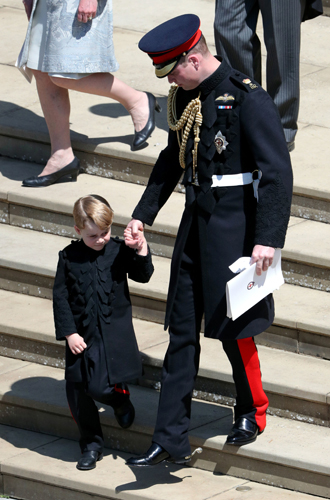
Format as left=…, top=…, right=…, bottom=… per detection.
left=198, top=57, right=231, bottom=96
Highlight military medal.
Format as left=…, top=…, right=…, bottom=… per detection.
left=214, top=130, right=228, bottom=154
left=216, top=93, right=234, bottom=110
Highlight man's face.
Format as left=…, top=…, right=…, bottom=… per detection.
left=167, top=58, right=199, bottom=90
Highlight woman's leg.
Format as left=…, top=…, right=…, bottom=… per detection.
left=33, top=69, right=75, bottom=176
left=50, top=73, right=149, bottom=133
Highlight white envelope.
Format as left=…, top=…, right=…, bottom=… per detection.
left=226, top=249, right=284, bottom=321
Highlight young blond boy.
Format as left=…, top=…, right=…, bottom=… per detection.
left=53, top=194, right=153, bottom=470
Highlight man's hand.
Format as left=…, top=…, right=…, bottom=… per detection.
left=125, top=219, right=144, bottom=239
left=124, top=226, right=148, bottom=255
left=250, top=245, right=275, bottom=276
left=77, top=0, right=97, bottom=23
left=66, top=333, right=87, bottom=355
left=22, top=0, right=33, bottom=20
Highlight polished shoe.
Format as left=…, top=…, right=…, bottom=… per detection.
left=114, top=399, right=135, bottom=429
left=132, top=92, right=161, bottom=150
left=225, top=417, right=260, bottom=446
left=22, top=157, right=80, bottom=187
left=126, top=442, right=191, bottom=467
left=76, top=450, right=103, bottom=471
left=126, top=443, right=170, bottom=467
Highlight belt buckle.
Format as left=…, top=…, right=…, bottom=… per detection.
left=252, top=169, right=259, bottom=181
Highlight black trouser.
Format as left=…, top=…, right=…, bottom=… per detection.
left=152, top=231, right=268, bottom=459
left=66, top=381, right=130, bottom=453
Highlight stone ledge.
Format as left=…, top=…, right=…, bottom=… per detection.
left=0, top=358, right=330, bottom=498
left=0, top=424, right=327, bottom=500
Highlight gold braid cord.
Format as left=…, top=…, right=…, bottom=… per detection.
left=167, top=84, right=203, bottom=180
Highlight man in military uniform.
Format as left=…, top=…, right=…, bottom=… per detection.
left=125, top=14, right=293, bottom=467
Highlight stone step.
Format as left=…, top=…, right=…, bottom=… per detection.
left=0, top=356, right=329, bottom=498
left=0, top=80, right=330, bottom=227
left=284, top=217, right=330, bottom=291
left=1, top=425, right=327, bottom=500
left=1, top=1, right=330, bottom=231
left=1, top=3, right=329, bottom=500
left=1, top=222, right=330, bottom=356
left=0, top=222, right=170, bottom=323
left=3, top=157, right=330, bottom=291
left=0, top=289, right=329, bottom=426
left=1, top=113, right=330, bottom=225
left=0, top=156, right=184, bottom=260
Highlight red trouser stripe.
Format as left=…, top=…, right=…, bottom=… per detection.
left=67, top=403, right=77, bottom=424
left=114, top=384, right=130, bottom=395
left=237, top=338, right=269, bottom=431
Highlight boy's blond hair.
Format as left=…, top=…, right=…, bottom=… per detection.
left=73, top=195, right=114, bottom=231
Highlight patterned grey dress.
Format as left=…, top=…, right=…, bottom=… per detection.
left=17, top=0, right=119, bottom=78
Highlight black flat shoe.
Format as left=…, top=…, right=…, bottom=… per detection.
left=125, top=442, right=191, bottom=467
left=76, top=450, right=103, bottom=471
left=114, top=399, right=135, bottom=429
left=22, top=157, right=80, bottom=187
left=132, top=92, right=161, bottom=151
left=225, top=417, right=260, bottom=446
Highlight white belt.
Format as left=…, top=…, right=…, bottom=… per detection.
left=211, top=170, right=262, bottom=201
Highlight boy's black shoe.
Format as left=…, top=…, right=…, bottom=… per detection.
left=114, top=399, right=135, bottom=428
left=76, top=450, right=103, bottom=470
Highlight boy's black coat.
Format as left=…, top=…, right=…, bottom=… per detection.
left=53, top=237, right=154, bottom=384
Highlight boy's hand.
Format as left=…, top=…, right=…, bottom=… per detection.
left=124, top=220, right=148, bottom=256
left=66, top=333, right=87, bottom=355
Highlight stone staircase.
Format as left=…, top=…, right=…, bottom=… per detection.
left=1, top=141, right=330, bottom=498
left=1, top=1, right=330, bottom=499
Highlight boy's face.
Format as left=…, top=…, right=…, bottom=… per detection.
left=75, top=221, right=111, bottom=251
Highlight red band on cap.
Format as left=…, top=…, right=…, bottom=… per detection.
left=150, top=29, right=202, bottom=65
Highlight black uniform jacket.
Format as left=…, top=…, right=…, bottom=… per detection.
left=53, top=237, right=154, bottom=384
left=133, top=59, right=293, bottom=341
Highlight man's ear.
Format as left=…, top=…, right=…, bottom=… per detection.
left=74, top=225, right=81, bottom=235
left=188, top=54, right=200, bottom=70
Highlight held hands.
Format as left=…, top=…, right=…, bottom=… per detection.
left=250, top=245, right=275, bottom=276
left=124, top=219, right=148, bottom=256
left=66, top=333, right=87, bottom=355
left=77, top=0, right=97, bottom=23
left=22, top=0, right=33, bottom=20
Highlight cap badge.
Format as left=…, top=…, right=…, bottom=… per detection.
left=214, top=131, right=228, bottom=154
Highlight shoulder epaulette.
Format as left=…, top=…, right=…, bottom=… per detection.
left=230, top=72, right=259, bottom=93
